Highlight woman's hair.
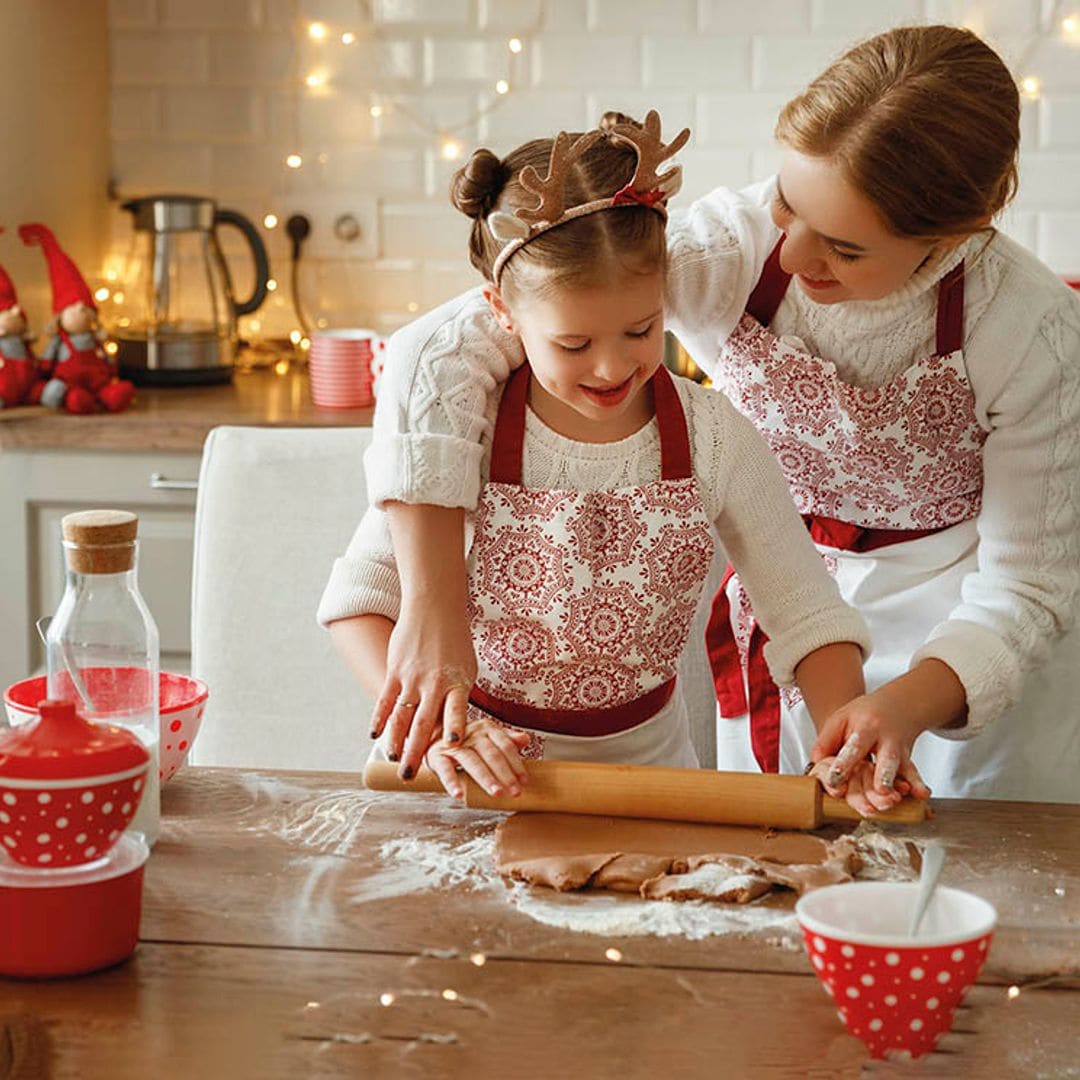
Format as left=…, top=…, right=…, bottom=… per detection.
left=775, top=25, right=1019, bottom=239
left=450, top=111, right=667, bottom=294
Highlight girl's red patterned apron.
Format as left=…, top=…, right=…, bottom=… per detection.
left=704, top=238, right=1023, bottom=794
left=465, top=362, right=714, bottom=767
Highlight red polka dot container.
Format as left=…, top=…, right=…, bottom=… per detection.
left=796, top=881, right=996, bottom=1060
left=0, top=699, right=150, bottom=868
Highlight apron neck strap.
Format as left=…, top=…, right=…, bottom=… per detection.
left=745, top=237, right=790, bottom=327
left=935, top=261, right=965, bottom=355
left=489, top=362, right=694, bottom=485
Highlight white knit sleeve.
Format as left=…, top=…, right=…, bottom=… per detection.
left=913, top=295, right=1080, bottom=739
left=691, top=385, right=871, bottom=684
left=364, top=287, right=525, bottom=510
left=316, top=506, right=402, bottom=626
left=665, top=179, right=780, bottom=375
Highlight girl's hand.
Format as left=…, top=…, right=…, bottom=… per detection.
left=371, top=598, right=477, bottom=780
left=809, top=756, right=910, bottom=817
left=425, top=713, right=534, bottom=801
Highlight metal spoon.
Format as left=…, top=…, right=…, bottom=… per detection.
left=908, top=841, right=946, bottom=937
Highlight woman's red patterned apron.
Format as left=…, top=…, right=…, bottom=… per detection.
left=705, top=238, right=990, bottom=779
left=465, top=362, right=715, bottom=766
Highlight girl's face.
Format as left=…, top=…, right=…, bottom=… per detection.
left=772, top=150, right=945, bottom=304
left=490, top=271, right=666, bottom=442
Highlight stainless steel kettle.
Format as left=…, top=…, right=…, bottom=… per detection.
left=111, top=195, right=270, bottom=385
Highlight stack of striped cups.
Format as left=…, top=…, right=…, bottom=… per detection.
left=308, top=329, right=382, bottom=409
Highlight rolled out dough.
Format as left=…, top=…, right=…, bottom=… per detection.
left=495, top=813, right=861, bottom=903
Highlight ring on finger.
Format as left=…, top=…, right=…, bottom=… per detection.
left=395, top=697, right=419, bottom=710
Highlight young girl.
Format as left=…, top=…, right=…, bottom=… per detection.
left=319, top=115, right=879, bottom=806
left=359, top=25, right=1080, bottom=805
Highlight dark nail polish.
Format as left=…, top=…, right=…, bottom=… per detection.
left=401, top=765, right=414, bottom=781
left=447, top=732, right=461, bottom=744
left=369, top=730, right=379, bottom=740
left=387, top=751, right=399, bottom=762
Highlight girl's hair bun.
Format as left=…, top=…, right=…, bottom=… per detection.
left=598, top=110, right=642, bottom=132
left=450, top=148, right=510, bottom=219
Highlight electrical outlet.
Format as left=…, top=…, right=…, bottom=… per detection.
left=280, top=197, right=378, bottom=260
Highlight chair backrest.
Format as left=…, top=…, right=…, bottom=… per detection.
left=190, top=423, right=721, bottom=772
left=190, top=425, right=376, bottom=771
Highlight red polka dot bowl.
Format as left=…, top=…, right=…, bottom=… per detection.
left=4, top=672, right=209, bottom=784
left=796, top=881, right=996, bottom=1061
left=0, top=700, right=150, bottom=868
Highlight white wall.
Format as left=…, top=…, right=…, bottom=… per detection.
left=0, top=0, right=110, bottom=324
left=107, top=0, right=1080, bottom=338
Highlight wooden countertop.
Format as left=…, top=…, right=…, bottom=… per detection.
left=5, top=767, right=1078, bottom=1077
left=0, top=365, right=373, bottom=453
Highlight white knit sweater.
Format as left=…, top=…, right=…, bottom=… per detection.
left=360, top=179, right=1080, bottom=737
left=320, top=374, right=871, bottom=688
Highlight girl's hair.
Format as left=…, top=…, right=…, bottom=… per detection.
left=775, top=25, right=1019, bottom=239
left=450, top=111, right=667, bottom=294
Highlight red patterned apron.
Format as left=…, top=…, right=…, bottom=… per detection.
left=706, top=238, right=985, bottom=775
left=466, top=362, right=715, bottom=766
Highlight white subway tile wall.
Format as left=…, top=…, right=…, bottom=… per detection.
left=108, top=0, right=1080, bottom=337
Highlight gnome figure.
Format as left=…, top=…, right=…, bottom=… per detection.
left=18, top=223, right=135, bottom=415
left=0, top=230, right=46, bottom=409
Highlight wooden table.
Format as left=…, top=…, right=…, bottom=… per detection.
left=3, top=769, right=1078, bottom=1079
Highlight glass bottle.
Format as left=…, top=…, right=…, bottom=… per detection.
left=45, top=510, right=160, bottom=845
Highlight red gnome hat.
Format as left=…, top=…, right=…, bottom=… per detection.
left=18, top=223, right=95, bottom=314
left=0, top=228, right=19, bottom=313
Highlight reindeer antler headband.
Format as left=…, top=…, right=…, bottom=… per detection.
left=488, top=110, right=690, bottom=286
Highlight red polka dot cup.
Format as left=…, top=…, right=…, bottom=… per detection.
left=0, top=699, right=150, bottom=868
left=796, top=881, right=996, bottom=1060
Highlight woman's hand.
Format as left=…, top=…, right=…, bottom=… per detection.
left=809, top=659, right=966, bottom=811
left=371, top=598, right=477, bottom=780
left=425, top=712, right=534, bottom=800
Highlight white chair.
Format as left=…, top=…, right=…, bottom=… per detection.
left=189, top=423, right=721, bottom=772
left=190, top=425, right=376, bottom=771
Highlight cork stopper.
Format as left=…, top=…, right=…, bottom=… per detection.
left=61, top=510, right=138, bottom=574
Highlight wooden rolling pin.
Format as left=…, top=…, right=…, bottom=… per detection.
left=363, top=759, right=928, bottom=829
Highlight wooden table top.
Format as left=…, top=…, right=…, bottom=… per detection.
left=0, top=366, right=372, bottom=453
left=4, top=767, right=1078, bottom=1079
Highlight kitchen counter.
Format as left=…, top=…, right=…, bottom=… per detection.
left=0, top=365, right=373, bottom=453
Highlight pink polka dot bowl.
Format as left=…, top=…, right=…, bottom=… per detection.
left=4, top=671, right=209, bottom=784
left=796, top=881, right=996, bottom=1061
left=0, top=699, right=150, bottom=869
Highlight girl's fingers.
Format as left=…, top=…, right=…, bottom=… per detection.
left=873, top=745, right=903, bottom=794
left=427, top=751, right=465, bottom=800
left=809, top=759, right=847, bottom=797
left=844, top=773, right=878, bottom=818
left=810, top=713, right=847, bottom=763
left=381, top=691, right=420, bottom=762
left=447, top=746, right=502, bottom=797
left=899, top=756, right=932, bottom=800
left=489, top=729, right=529, bottom=783
left=442, top=684, right=471, bottom=745
left=474, top=738, right=522, bottom=795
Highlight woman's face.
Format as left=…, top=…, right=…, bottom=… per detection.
left=771, top=149, right=944, bottom=304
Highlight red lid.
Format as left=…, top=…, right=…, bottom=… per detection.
left=0, top=699, right=149, bottom=780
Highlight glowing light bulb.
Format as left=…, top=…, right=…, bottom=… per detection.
left=370, top=104, right=384, bottom=118
left=441, top=138, right=462, bottom=161
left=341, top=31, right=356, bottom=45
left=286, top=153, right=303, bottom=169
left=441, top=988, right=459, bottom=1001
left=266, top=278, right=278, bottom=292
left=94, top=287, right=110, bottom=302
left=112, top=291, right=125, bottom=304
left=308, top=21, right=327, bottom=40
left=469, top=952, right=487, bottom=967
left=379, top=992, right=395, bottom=1007
left=508, top=37, right=523, bottom=53
left=495, top=79, right=510, bottom=94
left=305, top=72, right=327, bottom=90
left=289, top=329, right=303, bottom=345
left=300, top=337, right=311, bottom=350
left=1063, top=14, right=1079, bottom=34
left=407, top=301, right=419, bottom=312
left=605, top=948, right=623, bottom=962
left=263, top=213, right=278, bottom=229
left=105, top=269, right=119, bottom=282
left=104, top=340, right=119, bottom=356
left=1020, top=76, right=1041, bottom=99
left=1007, top=985, right=1020, bottom=1000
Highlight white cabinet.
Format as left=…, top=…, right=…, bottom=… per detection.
left=0, top=448, right=201, bottom=693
